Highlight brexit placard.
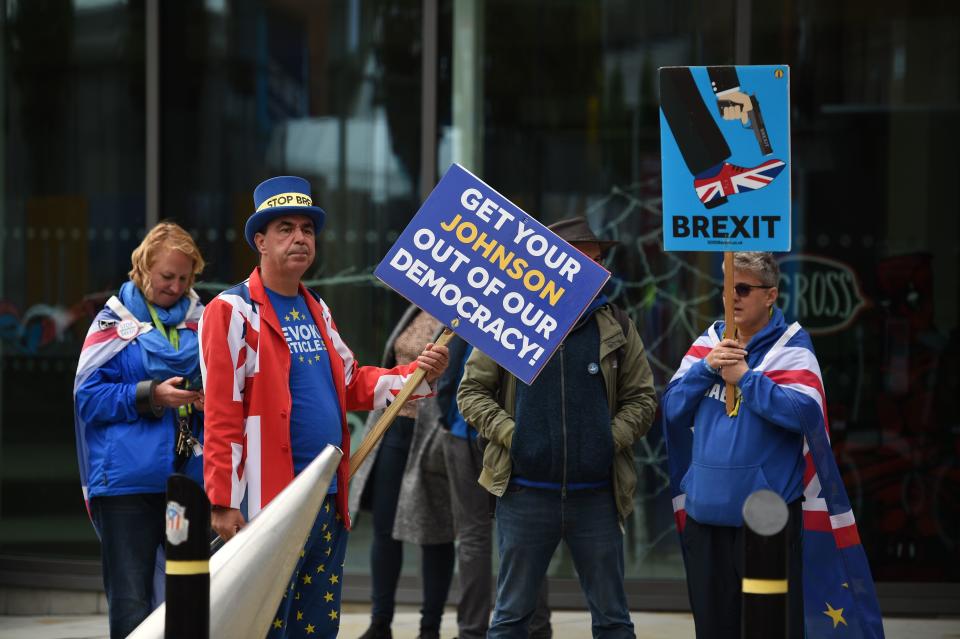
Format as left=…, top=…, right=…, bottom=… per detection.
left=660, top=65, right=791, bottom=251
left=375, top=164, right=610, bottom=385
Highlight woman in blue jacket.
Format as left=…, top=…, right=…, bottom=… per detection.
left=74, top=222, right=206, bottom=639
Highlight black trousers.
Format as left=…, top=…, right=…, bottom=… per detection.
left=369, top=416, right=455, bottom=631
left=681, top=499, right=804, bottom=639
left=660, top=67, right=731, bottom=175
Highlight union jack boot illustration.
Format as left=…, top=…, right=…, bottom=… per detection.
left=693, top=158, right=786, bottom=209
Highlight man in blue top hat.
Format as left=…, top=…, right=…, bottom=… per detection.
left=200, top=176, right=449, bottom=639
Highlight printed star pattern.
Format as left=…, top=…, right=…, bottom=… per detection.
left=266, top=497, right=345, bottom=639
left=823, top=602, right=847, bottom=628
left=279, top=306, right=328, bottom=369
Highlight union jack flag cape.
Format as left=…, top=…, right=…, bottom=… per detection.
left=72, top=291, right=202, bottom=513
left=664, top=320, right=885, bottom=638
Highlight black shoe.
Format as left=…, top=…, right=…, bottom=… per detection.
left=358, top=619, right=392, bottom=639
left=416, top=629, right=440, bottom=639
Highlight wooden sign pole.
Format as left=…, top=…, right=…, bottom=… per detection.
left=723, top=251, right=737, bottom=415
left=349, top=328, right=456, bottom=479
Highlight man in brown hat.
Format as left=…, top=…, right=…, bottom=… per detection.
left=458, top=216, right=658, bottom=639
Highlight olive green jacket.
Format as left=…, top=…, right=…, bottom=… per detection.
left=457, top=306, right=658, bottom=521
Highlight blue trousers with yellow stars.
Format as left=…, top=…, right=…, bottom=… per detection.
left=268, top=495, right=349, bottom=639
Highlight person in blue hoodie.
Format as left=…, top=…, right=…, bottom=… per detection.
left=458, top=217, right=658, bottom=639
left=662, top=251, right=807, bottom=639
left=73, top=222, right=206, bottom=639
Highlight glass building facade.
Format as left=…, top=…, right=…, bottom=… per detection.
left=1, top=0, right=958, bottom=613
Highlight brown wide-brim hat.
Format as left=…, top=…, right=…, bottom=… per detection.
left=546, top=216, right=619, bottom=254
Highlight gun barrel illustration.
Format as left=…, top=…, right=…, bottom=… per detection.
left=718, top=94, right=773, bottom=156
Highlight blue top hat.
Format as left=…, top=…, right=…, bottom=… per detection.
left=244, top=176, right=327, bottom=250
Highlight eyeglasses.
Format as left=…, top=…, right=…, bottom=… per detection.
left=729, top=283, right=774, bottom=297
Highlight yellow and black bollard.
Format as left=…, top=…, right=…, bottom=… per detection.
left=164, top=473, right=210, bottom=639
left=741, top=489, right=789, bottom=639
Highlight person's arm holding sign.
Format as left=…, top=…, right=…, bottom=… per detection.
left=661, top=336, right=745, bottom=429
left=342, top=336, right=449, bottom=412
left=707, top=339, right=748, bottom=373
left=416, top=342, right=450, bottom=383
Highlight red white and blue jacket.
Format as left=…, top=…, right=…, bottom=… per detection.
left=198, top=268, right=431, bottom=528
left=663, top=308, right=884, bottom=637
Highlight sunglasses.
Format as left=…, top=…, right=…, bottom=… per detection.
left=728, top=283, right=774, bottom=297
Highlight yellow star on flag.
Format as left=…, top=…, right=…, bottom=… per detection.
left=299, top=355, right=304, bottom=363
left=324, top=531, right=333, bottom=542
left=322, top=523, right=328, bottom=531
left=307, top=359, right=313, bottom=365
left=295, top=592, right=301, bottom=600
left=305, top=623, right=316, bottom=635
left=823, top=602, right=847, bottom=628
left=296, top=611, right=303, bottom=621
left=324, top=592, right=334, bottom=602
left=290, top=309, right=302, bottom=320
left=329, top=574, right=339, bottom=585
left=335, top=513, right=342, bottom=521
left=325, top=547, right=332, bottom=556
left=272, top=619, right=283, bottom=629
left=328, top=610, right=339, bottom=620
left=317, top=564, right=325, bottom=573
left=302, top=574, right=312, bottom=585
left=324, top=502, right=331, bottom=513
left=300, top=549, right=306, bottom=557
left=315, top=354, right=321, bottom=361
left=284, top=314, right=291, bottom=321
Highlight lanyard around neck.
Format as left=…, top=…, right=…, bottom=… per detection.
left=146, top=302, right=179, bottom=351
left=146, top=301, right=192, bottom=418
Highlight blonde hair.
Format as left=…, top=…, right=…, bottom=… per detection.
left=129, top=222, right=206, bottom=299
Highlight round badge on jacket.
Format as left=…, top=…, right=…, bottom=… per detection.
left=116, top=319, right=140, bottom=340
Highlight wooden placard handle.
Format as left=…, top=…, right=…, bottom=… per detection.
left=723, top=251, right=737, bottom=415
left=349, top=328, right=456, bottom=479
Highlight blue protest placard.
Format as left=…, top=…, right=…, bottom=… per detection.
left=660, top=65, right=791, bottom=251
left=375, top=164, right=610, bottom=385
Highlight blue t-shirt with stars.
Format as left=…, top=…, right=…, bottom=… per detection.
left=266, top=288, right=343, bottom=492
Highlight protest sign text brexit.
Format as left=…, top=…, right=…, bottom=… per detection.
left=659, top=65, right=792, bottom=251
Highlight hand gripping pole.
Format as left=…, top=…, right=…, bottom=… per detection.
left=349, top=328, right=455, bottom=479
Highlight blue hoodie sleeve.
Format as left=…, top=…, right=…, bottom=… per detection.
left=662, top=359, right=720, bottom=427
left=76, top=353, right=140, bottom=426
left=737, top=370, right=817, bottom=433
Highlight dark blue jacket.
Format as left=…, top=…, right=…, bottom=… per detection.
left=510, top=310, right=613, bottom=489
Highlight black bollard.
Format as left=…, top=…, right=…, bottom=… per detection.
left=164, top=473, right=210, bottom=639
left=741, top=489, right=789, bottom=639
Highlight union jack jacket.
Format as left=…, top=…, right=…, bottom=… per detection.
left=199, top=268, right=431, bottom=528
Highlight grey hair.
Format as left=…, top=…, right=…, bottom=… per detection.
left=731, top=252, right=780, bottom=287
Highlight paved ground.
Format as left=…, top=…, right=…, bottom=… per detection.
left=1, top=607, right=959, bottom=639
